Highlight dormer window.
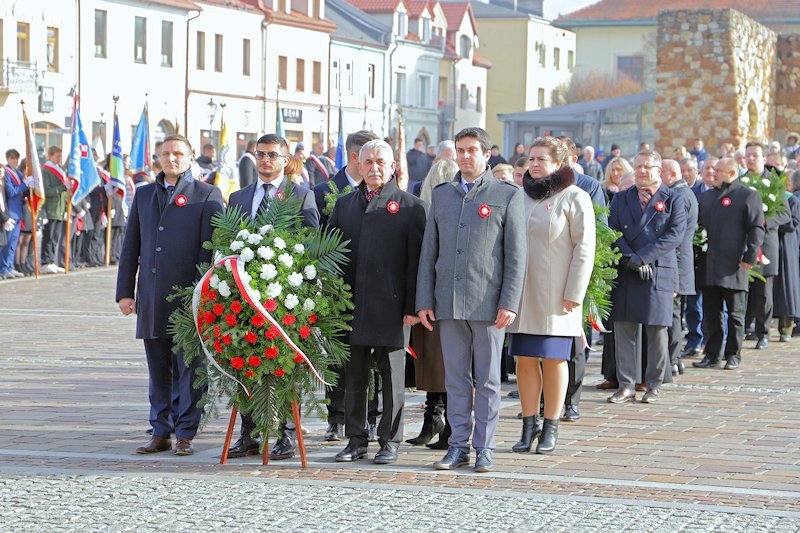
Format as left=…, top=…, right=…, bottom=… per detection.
left=422, top=17, right=431, bottom=42
left=460, top=35, right=471, bottom=58
left=398, top=12, right=408, bottom=37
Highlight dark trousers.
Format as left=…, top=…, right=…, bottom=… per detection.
left=143, top=338, right=206, bottom=440
left=702, top=286, right=746, bottom=360
left=110, top=226, right=124, bottom=263
left=240, top=412, right=296, bottom=439
left=565, top=336, right=585, bottom=407
left=685, top=291, right=703, bottom=349
left=600, top=331, right=617, bottom=382
left=327, top=364, right=346, bottom=425
left=668, top=296, right=683, bottom=366
left=748, top=277, right=774, bottom=339
left=345, top=345, right=405, bottom=446
left=41, top=219, right=64, bottom=264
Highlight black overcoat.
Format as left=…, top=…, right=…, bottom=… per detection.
left=699, top=179, right=765, bottom=291
left=670, top=179, right=698, bottom=296
left=774, top=193, right=800, bottom=317
left=329, top=178, right=426, bottom=348
left=313, top=167, right=350, bottom=227
left=115, top=171, right=224, bottom=339
left=609, top=184, right=687, bottom=326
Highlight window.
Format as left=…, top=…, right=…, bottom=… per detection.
left=296, top=58, right=305, bottom=92
left=397, top=13, right=407, bottom=37
left=17, top=22, right=30, bottom=62
left=395, top=72, right=406, bottom=105
left=422, top=18, right=431, bottom=42
left=94, top=10, right=107, bottom=58
left=312, top=61, right=322, bottom=94
left=196, top=31, right=205, bottom=70
left=242, top=39, right=251, bottom=76
left=617, top=56, right=644, bottom=83
left=161, top=21, right=173, bottom=67
left=312, top=0, right=321, bottom=18
left=538, top=42, right=546, bottom=67
left=459, top=84, right=468, bottom=109
left=214, top=34, right=223, bottom=72
left=46, top=27, right=59, bottom=72
left=278, top=55, right=287, bottom=90
left=538, top=88, right=545, bottom=108
left=476, top=87, right=482, bottom=112
left=367, top=64, right=375, bottom=98
left=418, top=74, right=431, bottom=108
left=568, top=50, right=574, bottom=70
left=134, top=17, right=146, bottom=63
left=459, top=35, right=471, bottom=58
left=344, top=61, right=353, bottom=94
left=553, top=47, right=560, bottom=69
left=331, top=59, right=339, bottom=91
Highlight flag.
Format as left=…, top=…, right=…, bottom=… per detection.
left=22, top=106, right=45, bottom=216
left=213, top=113, right=238, bottom=203
left=335, top=106, right=345, bottom=170
left=108, top=110, right=126, bottom=198
left=276, top=105, right=285, bottom=139
left=396, top=112, right=409, bottom=191
left=130, top=104, right=150, bottom=179
left=69, top=96, right=102, bottom=206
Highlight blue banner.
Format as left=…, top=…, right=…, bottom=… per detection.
left=69, top=104, right=102, bottom=206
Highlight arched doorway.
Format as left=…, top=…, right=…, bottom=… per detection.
left=32, top=121, right=62, bottom=161
left=154, top=119, right=176, bottom=143
left=416, top=127, right=431, bottom=148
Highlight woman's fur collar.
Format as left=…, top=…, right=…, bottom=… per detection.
left=522, top=165, right=575, bottom=201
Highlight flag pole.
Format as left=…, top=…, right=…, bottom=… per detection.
left=21, top=100, right=40, bottom=280
left=64, top=93, right=79, bottom=274
left=106, top=96, right=119, bottom=266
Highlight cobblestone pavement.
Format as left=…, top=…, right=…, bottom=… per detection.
left=1, top=269, right=800, bottom=531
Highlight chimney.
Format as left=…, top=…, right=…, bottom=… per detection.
left=515, top=0, right=543, bottom=17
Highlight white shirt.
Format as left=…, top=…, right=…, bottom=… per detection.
left=344, top=168, right=359, bottom=189
left=250, top=176, right=285, bottom=219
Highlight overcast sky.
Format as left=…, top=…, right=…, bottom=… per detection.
left=544, top=0, right=599, bottom=20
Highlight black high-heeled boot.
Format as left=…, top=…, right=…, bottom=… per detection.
left=535, top=418, right=559, bottom=454
left=406, top=406, right=445, bottom=445
left=512, top=415, right=540, bottom=453
left=426, top=420, right=450, bottom=450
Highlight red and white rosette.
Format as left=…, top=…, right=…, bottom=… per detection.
left=654, top=201, right=665, bottom=212
left=721, top=197, right=731, bottom=207
left=478, top=204, right=491, bottom=218
left=386, top=201, right=400, bottom=214
left=175, top=194, right=188, bottom=207
left=192, top=255, right=330, bottom=396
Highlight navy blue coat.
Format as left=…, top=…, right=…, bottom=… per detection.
left=229, top=177, right=319, bottom=228
left=609, top=184, right=687, bottom=326
left=670, top=179, right=698, bottom=296
left=574, top=169, right=607, bottom=221
left=312, top=167, right=350, bottom=227
left=3, top=166, right=28, bottom=220
left=116, top=171, right=224, bottom=339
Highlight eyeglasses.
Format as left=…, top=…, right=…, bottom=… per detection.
left=254, top=150, right=284, bottom=161
left=634, top=165, right=661, bottom=172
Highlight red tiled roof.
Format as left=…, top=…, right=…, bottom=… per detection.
left=196, top=0, right=257, bottom=10
left=444, top=41, right=460, bottom=59
left=472, top=52, right=492, bottom=68
left=557, top=0, right=800, bottom=23
left=346, top=0, right=408, bottom=14
left=440, top=2, right=477, bottom=33
left=405, top=32, right=421, bottom=41
left=406, top=0, right=432, bottom=17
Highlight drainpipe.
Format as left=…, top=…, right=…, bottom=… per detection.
left=183, top=9, right=201, bottom=137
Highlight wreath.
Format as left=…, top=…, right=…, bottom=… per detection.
left=584, top=204, right=622, bottom=331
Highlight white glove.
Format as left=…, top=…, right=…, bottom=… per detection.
left=110, top=209, right=116, bottom=219
left=42, top=218, right=49, bottom=226
left=24, top=177, right=35, bottom=187
left=63, top=212, right=69, bottom=221
left=3, top=219, right=15, bottom=232
left=77, top=210, right=86, bottom=218
left=100, top=213, right=108, bottom=229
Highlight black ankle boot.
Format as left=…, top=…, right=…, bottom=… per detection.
left=536, top=418, right=559, bottom=454
left=406, top=410, right=445, bottom=445
left=512, top=415, right=540, bottom=453
left=426, top=420, right=451, bottom=450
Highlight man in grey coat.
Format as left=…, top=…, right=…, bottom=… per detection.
left=417, top=127, right=526, bottom=473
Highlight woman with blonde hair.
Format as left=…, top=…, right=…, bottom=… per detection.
left=601, top=156, right=634, bottom=200
left=508, top=136, right=596, bottom=454
left=419, top=158, right=459, bottom=204
left=283, top=156, right=307, bottom=188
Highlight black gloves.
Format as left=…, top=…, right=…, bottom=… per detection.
left=638, top=264, right=653, bottom=281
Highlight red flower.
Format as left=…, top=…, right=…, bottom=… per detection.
left=213, top=325, right=222, bottom=338
left=251, top=314, right=265, bottom=327
left=230, top=357, right=245, bottom=370
left=231, top=300, right=243, bottom=314
left=265, top=326, right=280, bottom=340
left=273, top=368, right=285, bottom=377
left=196, top=316, right=203, bottom=331
left=204, top=311, right=216, bottom=325
left=265, top=299, right=278, bottom=312
left=207, top=289, right=218, bottom=301
left=201, top=284, right=210, bottom=296
left=299, top=326, right=311, bottom=339
left=204, top=335, right=210, bottom=341
left=213, top=304, right=225, bottom=316
left=222, top=334, right=232, bottom=345
left=225, top=314, right=237, bottom=326
left=283, top=314, right=296, bottom=326
left=308, top=314, right=317, bottom=324
left=264, top=346, right=279, bottom=359
left=245, top=370, right=255, bottom=377
left=293, top=354, right=304, bottom=363
left=213, top=339, right=223, bottom=353
left=248, top=356, right=262, bottom=367
left=244, top=331, right=258, bottom=344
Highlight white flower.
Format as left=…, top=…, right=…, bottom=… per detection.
left=316, top=279, right=323, bottom=288
left=304, top=265, right=317, bottom=280
left=284, top=293, right=300, bottom=310
left=259, top=224, right=274, bottom=235
left=288, top=272, right=304, bottom=287
left=740, top=176, right=750, bottom=183
left=230, top=240, right=245, bottom=252
left=768, top=193, right=776, bottom=202
left=762, top=178, right=771, bottom=187
left=218, top=280, right=231, bottom=298
left=247, top=233, right=263, bottom=244
left=316, top=291, right=322, bottom=297
left=701, top=243, right=708, bottom=252
left=240, top=270, right=252, bottom=285
left=239, top=248, right=255, bottom=263
left=260, top=264, right=278, bottom=280
left=250, top=289, right=261, bottom=302
left=266, top=282, right=282, bottom=298
left=273, top=237, right=286, bottom=250
left=303, top=298, right=316, bottom=311
left=700, top=229, right=707, bottom=239
left=763, top=204, right=769, bottom=212
left=209, top=274, right=220, bottom=289
left=293, top=243, right=305, bottom=254
left=225, top=260, right=233, bottom=272
left=257, top=246, right=275, bottom=260
left=278, top=253, right=293, bottom=268
left=236, top=229, right=251, bottom=240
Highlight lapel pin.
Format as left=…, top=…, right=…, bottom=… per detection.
left=721, top=197, right=731, bottom=207
left=386, top=200, right=400, bottom=214
left=654, top=201, right=665, bottom=211
left=478, top=204, right=491, bottom=218
left=175, top=194, right=188, bottom=207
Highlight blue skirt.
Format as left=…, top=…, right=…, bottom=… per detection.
left=509, top=334, right=573, bottom=360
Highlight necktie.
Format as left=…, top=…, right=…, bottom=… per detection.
left=257, top=183, right=273, bottom=217
left=166, top=185, right=175, bottom=199
left=464, top=182, right=475, bottom=193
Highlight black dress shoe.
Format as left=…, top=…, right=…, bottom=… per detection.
left=335, top=442, right=368, bottom=462
left=228, top=434, right=260, bottom=458
left=433, top=446, right=469, bottom=470
left=745, top=331, right=756, bottom=341
left=561, top=405, right=580, bottom=422
left=269, top=436, right=296, bottom=460
left=692, top=357, right=719, bottom=368
left=324, top=423, right=344, bottom=442
left=755, top=338, right=768, bottom=350
left=724, top=357, right=740, bottom=370
left=373, top=443, right=399, bottom=464
left=681, top=346, right=701, bottom=358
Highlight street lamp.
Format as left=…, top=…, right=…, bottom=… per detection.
left=207, top=97, right=217, bottom=141
left=317, top=105, right=325, bottom=146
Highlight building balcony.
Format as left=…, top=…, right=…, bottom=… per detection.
left=1, top=60, right=39, bottom=94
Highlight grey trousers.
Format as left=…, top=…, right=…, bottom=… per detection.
left=614, top=321, right=667, bottom=390
left=439, top=319, right=504, bottom=452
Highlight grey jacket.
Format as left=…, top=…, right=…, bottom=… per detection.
left=416, top=169, right=526, bottom=322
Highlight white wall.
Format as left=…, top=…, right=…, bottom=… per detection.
left=451, top=14, right=487, bottom=132
left=391, top=40, right=440, bottom=144
left=524, top=19, right=576, bottom=109
left=330, top=40, right=386, bottom=138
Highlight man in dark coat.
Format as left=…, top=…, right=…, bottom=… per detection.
left=116, top=135, right=224, bottom=455
left=238, top=140, right=258, bottom=188
left=0, top=166, right=10, bottom=252
left=407, top=138, right=432, bottom=185
left=773, top=192, right=800, bottom=341
left=225, top=133, right=319, bottom=459
left=693, top=158, right=764, bottom=370
left=329, top=139, right=426, bottom=464
left=662, top=159, right=698, bottom=376
left=608, top=151, right=686, bottom=404
left=743, top=142, right=791, bottom=349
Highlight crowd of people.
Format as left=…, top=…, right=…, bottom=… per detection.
left=5, top=122, right=793, bottom=472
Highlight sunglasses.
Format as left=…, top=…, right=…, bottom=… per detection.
left=254, top=150, right=284, bottom=161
